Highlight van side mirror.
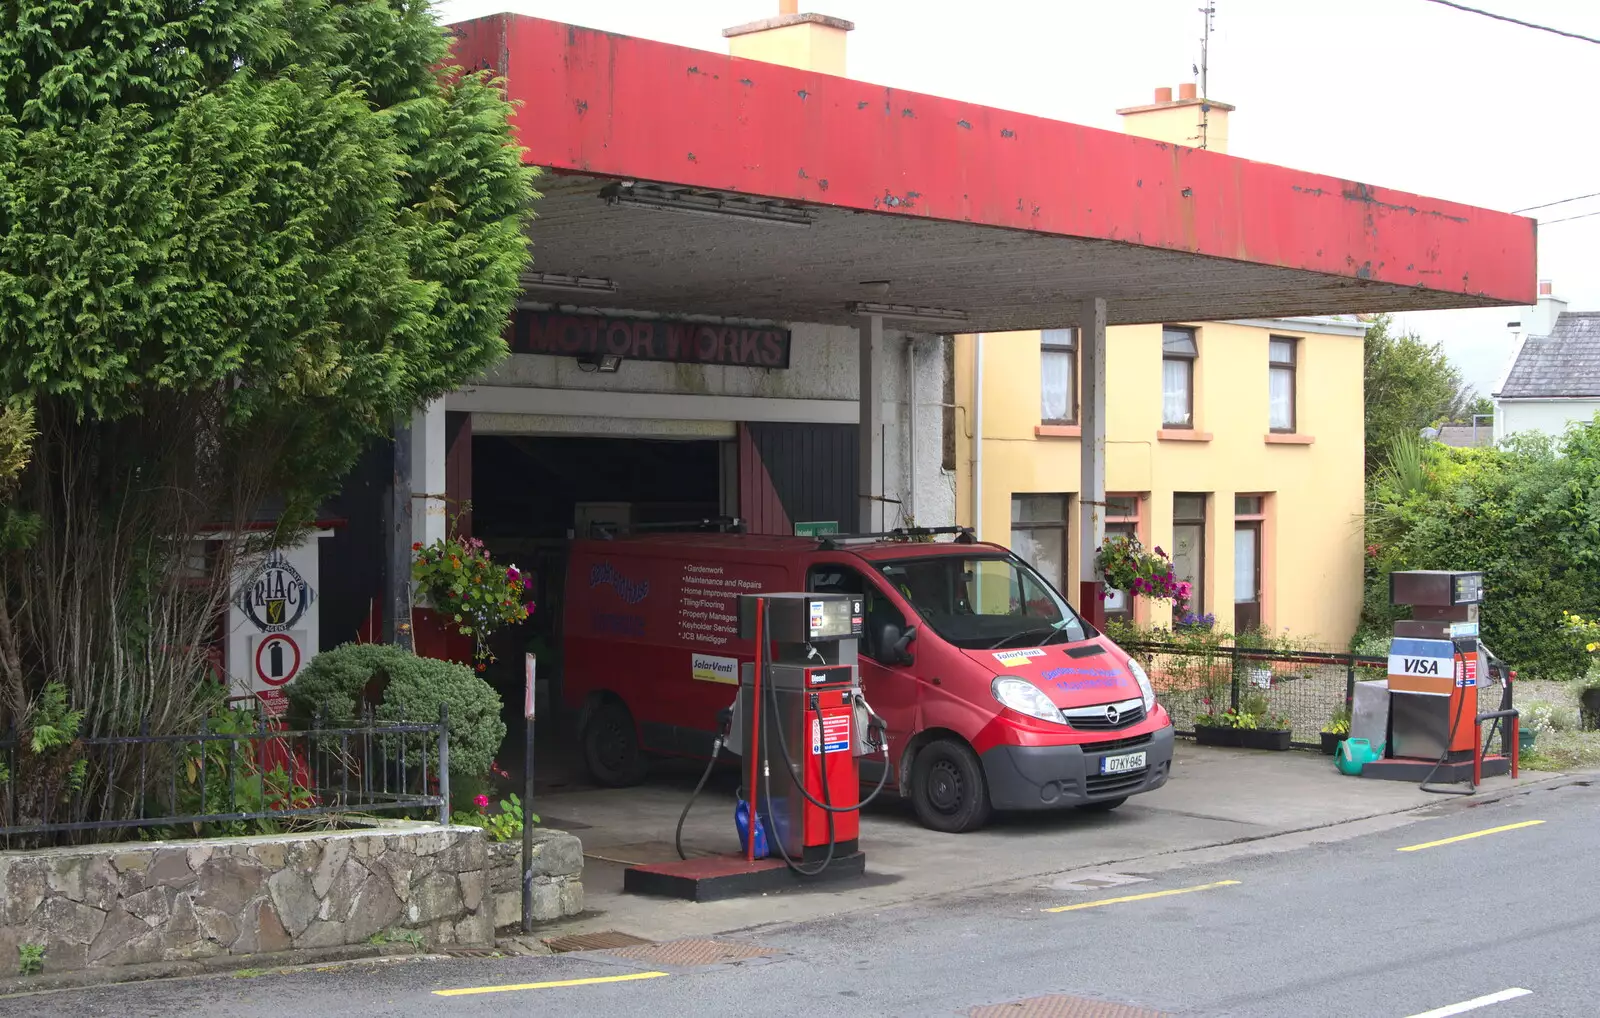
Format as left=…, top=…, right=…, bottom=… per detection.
left=888, top=625, right=917, bottom=666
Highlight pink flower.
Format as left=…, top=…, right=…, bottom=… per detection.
left=1154, top=546, right=1167, bottom=558
left=506, top=566, right=520, bottom=581
left=474, top=794, right=489, bottom=809
left=523, top=578, right=533, bottom=591
left=524, top=601, right=536, bottom=613
left=1176, top=581, right=1192, bottom=598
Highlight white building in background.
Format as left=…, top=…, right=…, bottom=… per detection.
left=1493, top=281, right=1600, bottom=444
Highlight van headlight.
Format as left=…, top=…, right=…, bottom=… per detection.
left=1127, top=657, right=1156, bottom=712
left=991, top=676, right=1066, bottom=724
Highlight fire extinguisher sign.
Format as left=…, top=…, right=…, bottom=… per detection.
left=249, top=631, right=306, bottom=718
left=254, top=633, right=303, bottom=686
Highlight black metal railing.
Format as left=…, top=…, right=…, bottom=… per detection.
left=1121, top=641, right=1386, bottom=749
left=0, top=702, right=450, bottom=846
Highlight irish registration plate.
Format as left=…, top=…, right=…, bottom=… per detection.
left=1099, top=751, right=1147, bottom=775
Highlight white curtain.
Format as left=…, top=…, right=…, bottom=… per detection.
left=1162, top=359, right=1191, bottom=426
left=1041, top=350, right=1072, bottom=421
left=1234, top=526, right=1258, bottom=602
left=1269, top=366, right=1293, bottom=430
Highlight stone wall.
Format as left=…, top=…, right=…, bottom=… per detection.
left=485, top=830, right=584, bottom=928
left=0, top=822, right=499, bottom=974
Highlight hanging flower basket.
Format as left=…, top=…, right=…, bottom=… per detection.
left=1095, top=535, right=1190, bottom=604
left=412, top=523, right=535, bottom=670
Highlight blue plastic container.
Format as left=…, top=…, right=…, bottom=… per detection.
left=735, top=797, right=770, bottom=859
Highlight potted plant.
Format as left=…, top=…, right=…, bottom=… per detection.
left=1194, top=694, right=1291, bottom=750
left=1563, top=612, right=1600, bottom=728
left=1174, top=609, right=1217, bottom=633
left=1321, top=704, right=1351, bottom=756
left=1192, top=708, right=1243, bottom=748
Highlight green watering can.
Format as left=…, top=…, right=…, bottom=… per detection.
left=1335, top=738, right=1384, bottom=776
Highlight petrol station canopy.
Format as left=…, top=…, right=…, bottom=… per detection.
left=449, top=15, right=1536, bottom=332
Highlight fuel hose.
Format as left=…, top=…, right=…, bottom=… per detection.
left=673, top=731, right=725, bottom=862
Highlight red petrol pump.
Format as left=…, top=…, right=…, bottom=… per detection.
left=623, top=591, right=889, bottom=900
left=1353, top=570, right=1519, bottom=786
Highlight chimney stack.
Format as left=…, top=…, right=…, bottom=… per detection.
left=1527, top=279, right=1566, bottom=337
left=1117, top=82, right=1236, bottom=153
left=724, top=3, right=855, bottom=76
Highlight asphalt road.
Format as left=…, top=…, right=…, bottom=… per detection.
left=7, top=779, right=1594, bottom=1017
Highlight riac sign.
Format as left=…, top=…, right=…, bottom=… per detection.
left=512, top=310, right=791, bottom=368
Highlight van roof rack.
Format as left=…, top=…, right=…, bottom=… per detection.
left=817, top=526, right=977, bottom=550
left=587, top=516, right=746, bottom=539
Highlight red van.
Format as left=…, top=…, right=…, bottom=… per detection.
left=563, top=530, right=1174, bottom=832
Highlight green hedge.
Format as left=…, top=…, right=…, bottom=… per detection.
left=288, top=643, right=506, bottom=780
left=1363, top=418, right=1600, bottom=680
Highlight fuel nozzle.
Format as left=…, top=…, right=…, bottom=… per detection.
left=852, top=691, right=888, bottom=757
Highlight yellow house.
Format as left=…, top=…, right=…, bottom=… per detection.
left=954, top=86, right=1367, bottom=647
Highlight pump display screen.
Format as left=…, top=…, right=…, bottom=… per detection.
left=1451, top=572, right=1484, bottom=605
left=808, top=598, right=860, bottom=640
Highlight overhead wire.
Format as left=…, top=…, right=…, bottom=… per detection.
left=1514, top=192, right=1600, bottom=215
left=1421, top=0, right=1600, bottom=46
left=1538, top=209, right=1600, bottom=226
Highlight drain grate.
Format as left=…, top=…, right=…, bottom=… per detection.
left=968, top=995, right=1172, bottom=1018
left=544, top=930, right=654, bottom=953
left=440, top=947, right=502, bottom=958
left=605, top=938, right=781, bottom=968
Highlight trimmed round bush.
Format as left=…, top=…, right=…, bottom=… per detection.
left=288, top=643, right=506, bottom=780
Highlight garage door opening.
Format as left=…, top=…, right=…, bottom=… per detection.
left=469, top=434, right=728, bottom=790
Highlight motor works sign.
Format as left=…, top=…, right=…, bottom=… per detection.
left=512, top=309, right=791, bottom=369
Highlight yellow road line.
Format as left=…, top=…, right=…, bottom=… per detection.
left=1397, top=820, right=1544, bottom=853
left=1043, top=879, right=1240, bottom=913
left=433, top=971, right=669, bottom=996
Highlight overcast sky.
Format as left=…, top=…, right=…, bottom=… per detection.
left=433, top=0, right=1600, bottom=397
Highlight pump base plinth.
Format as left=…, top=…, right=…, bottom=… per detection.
left=1360, top=755, right=1510, bottom=783
left=623, top=850, right=867, bottom=902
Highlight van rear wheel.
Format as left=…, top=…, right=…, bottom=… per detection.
left=909, top=738, right=992, bottom=833
left=582, top=700, right=647, bottom=787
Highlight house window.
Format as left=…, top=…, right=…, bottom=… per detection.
left=1172, top=493, right=1207, bottom=614
left=1234, top=495, right=1266, bottom=633
left=1040, top=329, right=1078, bottom=424
left=1162, top=327, right=1198, bottom=428
left=1269, top=337, right=1297, bottom=433
left=1011, top=494, right=1069, bottom=593
left=1102, top=494, right=1142, bottom=621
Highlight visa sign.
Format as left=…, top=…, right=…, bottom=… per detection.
left=1387, top=637, right=1454, bottom=682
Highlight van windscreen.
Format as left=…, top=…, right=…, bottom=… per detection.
left=876, top=555, right=1089, bottom=650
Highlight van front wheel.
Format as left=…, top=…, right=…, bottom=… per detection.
left=909, top=738, right=992, bottom=833
left=582, top=700, right=647, bottom=787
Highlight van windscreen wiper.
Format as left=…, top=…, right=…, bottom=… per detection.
left=988, top=626, right=1061, bottom=651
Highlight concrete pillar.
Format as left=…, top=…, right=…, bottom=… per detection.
left=412, top=399, right=448, bottom=547
left=1078, top=297, right=1108, bottom=627
left=858, top=314, right=885, bottom=532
